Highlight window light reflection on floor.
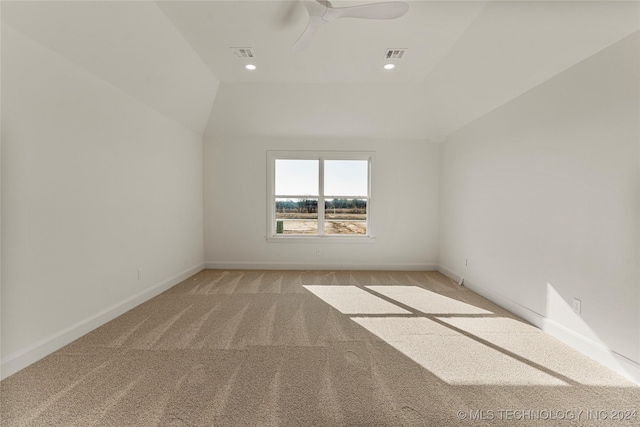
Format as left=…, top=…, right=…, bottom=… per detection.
left=303, top=285, right=411, bottom=315
left=437, top=317, right=633, bottom=387
left=351, top=316, right=568, bottom=386
left=367, top=286, right=493, bottom=315
left=303, top=284, right=579, bottom=386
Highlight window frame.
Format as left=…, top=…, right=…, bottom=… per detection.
left=266, top=150, right=375, bottom=243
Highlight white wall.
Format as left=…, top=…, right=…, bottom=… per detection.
left=0, top=25, right=206, bottom=378
left=439, top=33, right=640, bottom=381
left=204, top=136, right=439, bottom=270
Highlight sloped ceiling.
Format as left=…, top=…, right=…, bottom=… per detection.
left=2, top=1, right=219, bottom=135
left=3, top=1, right=639, bottom=140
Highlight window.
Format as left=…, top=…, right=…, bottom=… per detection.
left=267, top=151, right=373, bottom=241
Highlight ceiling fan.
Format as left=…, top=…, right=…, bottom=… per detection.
left=292, top=0, right=409, bottom=51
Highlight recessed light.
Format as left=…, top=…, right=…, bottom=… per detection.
left=384, top=63, right=395, bottom=70
left=245, top=64, right=257, bottom=70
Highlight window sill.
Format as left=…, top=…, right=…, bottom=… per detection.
left=266, top=235, right=377, bottom=244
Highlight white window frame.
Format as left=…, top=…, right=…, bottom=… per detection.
left=266, top=150, right=375, bottom=243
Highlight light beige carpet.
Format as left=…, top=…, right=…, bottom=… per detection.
left=1, top=270, right=638, bottom=426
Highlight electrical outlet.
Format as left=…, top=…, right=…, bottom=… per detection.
left=573, top=298, right=581, bottom=315
left=465, top=258, right=468, bottom=267
left=138, top=268, right=143, bottom=281
left=315, top=247, right=321, bottom=255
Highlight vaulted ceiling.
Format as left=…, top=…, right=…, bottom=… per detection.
left=3, top=1, right=639, bottom=140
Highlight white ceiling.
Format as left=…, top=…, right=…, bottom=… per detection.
left=198, top=0, right=640, bottom=139
left=3, top=1, right=639, bottom=141
left=156, top=0, right=488, bottom=83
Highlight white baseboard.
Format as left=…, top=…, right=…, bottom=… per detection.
left=438, top=264, right=462, bottom=284
left=205, top=261, right=438, bottom=271
left=542, top=316, right=640, bottom=384
left=0, top=263, right=204, bottom=381
left=437, top=265, right=640, bottom=385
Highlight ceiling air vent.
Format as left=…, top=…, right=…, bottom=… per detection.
left=230, top=47, right=255, bottom=58
left=384, top=48, right=407, bottom=60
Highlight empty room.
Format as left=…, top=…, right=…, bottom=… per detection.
left=1, top=0, right=639, bottom=425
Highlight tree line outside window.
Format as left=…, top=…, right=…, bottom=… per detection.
left=275, top=198, right=366, bottom=213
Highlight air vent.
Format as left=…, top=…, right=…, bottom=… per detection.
left=230, top=47, right=255, bottom=58
left=384, top=48, right=407, bottom=60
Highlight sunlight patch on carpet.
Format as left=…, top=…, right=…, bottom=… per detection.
left=303, top=285, right=410, bottom=315
left=367, top=286, right=493, bottom=315
left=352, top=317, right=568, bottom=386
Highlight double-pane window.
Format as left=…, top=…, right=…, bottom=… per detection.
left=268, top=152, right=372, bottom=239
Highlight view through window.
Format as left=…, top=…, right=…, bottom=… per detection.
left=269, top=153, right=371, bottom=238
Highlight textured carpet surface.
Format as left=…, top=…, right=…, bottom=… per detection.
left=1, top=270, right=639, bottom=426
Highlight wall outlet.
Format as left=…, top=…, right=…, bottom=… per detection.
left=465, top=258, right=468, bottom=267
left=315, top=247, right=321, bottom=255
left=572, top=298, right=581, bottom=315
left=138, top=268, right=143, bottom=280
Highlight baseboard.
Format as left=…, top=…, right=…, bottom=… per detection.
left=205, top=261, right=438, bottom=271
left=541, top=316, right=640, bottom=384
left=0, top=263, right=204, bottom=381
left=437, top=265, right=640, bottom=385
left=437, top=264, right=462, bottom=284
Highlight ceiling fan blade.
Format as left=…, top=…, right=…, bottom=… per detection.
left=292, top=16, right=324, bottom=51
left=331, top=1, right=409, bottom=20
left=300, top=0, right=328, bottom=17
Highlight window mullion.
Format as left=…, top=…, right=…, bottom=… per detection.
left=318, top=159, right=325, bottom=236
